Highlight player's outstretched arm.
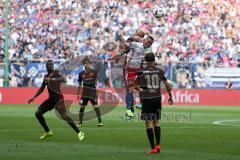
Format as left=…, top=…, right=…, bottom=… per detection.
left=28, top=82, right=46, bottom=104
left=163, top=80, right=173, bottom=105
left=109, top=42, right=130, bottom=63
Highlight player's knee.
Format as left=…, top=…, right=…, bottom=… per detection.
left=93, top=105, right=99, bottom=109
left=35, top=112, right=39, bottom=118
left=60, top=113, right=69, bottom=121
left=145, top=121, right=154, bottom=128
left=153, top=121, right=160, bottom=127
left=79, top=107, right=85, bottom=113
left=80, top=105, right=85, bottom=110
left=35, top=110, right=42, bottom=118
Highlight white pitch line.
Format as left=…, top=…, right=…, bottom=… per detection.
left=0, top=127, right=195, bottom=132
left=0, top=125, right=239, bottom=133
left=213, top=119, right=240, bottom=127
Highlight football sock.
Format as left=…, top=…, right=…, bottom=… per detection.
left=126, top=91, right=134, bottom=110
left=79, top=108, right=85, bottom=124
left=154, top=126, right=161, bottom=145
left=94, top=107, right=102, bottom=123
left=35, top=114, right=50, bottom=132
left=130, top=107, right=134, bottom=113
left=146, top=128, right=155, bottom=149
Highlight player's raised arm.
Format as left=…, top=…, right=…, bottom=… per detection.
left=109, top=30, right=145, bottom=63
left=109, top=39, right=133, bottom=63
left=109, top=44, right=130, bottom=63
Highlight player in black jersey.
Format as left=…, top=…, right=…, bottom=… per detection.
left=134, top=53, right=173, bottom=154
left=77, top=57, right=103, bottom=127
left=28, top=60, right=84, bottom=141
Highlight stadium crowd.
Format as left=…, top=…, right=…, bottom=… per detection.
left=0, top=0, right=240, bottom=88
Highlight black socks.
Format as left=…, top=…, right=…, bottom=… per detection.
left=94, top=107, right=102, bottom=123
left=79, top=108, right=85, bottom=124
left=154, top=126, right=161, bottom=145
left=36, top=114, right=50, bottom=132
left=146, top=128, right=155, bottom=149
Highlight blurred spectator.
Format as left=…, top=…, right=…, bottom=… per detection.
left=225, top=78, right=233, bottom=90
left=9, top=73, right=19, bottom=87
left=0, top=76, right=3, bottom=87
left=21, top=75, right=31, bottom=87
left=105, top=67, right=112, bottom=87
left=2, top=0, right=238, bottom=64
left=34, top=74, right=43, bottom=87
left=176, top=70, right=192, bottom=88
left=66, top=74, right=75, bottom=85
left=0, top=50, right=4, bottom=61
left=0, top=0, right=240, bottom=88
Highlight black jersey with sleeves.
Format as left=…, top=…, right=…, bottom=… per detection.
left=136, top=66, right=167, bottom=100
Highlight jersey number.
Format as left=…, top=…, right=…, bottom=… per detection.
left=145, top=74, right=159, bottom=89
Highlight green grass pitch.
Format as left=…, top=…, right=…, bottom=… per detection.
left=0, top=104, right=240, bottom=160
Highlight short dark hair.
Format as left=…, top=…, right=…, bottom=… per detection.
left=82, top=56, right=91, bottom=64
left=144, top=52, right=155, bottom=62
left=127, top=37, right=135, bottom=42
left=46, top=60, right=53, bottom=65
left=147, top=36, right=154, bottom=42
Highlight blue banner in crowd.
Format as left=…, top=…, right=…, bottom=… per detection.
left=4, top=62, right=240, bottom=89
left=8, top=62, right=61, bottom=79
left=26, top=62, right=47, bottom=78
left=16, top=62, right=84, bottom=85
left=10, top=63, right=22, bottom=77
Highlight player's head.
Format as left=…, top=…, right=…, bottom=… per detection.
left=135, top=29, right=145, bottom=38
left=144, top=52, right=155, bottom=66
left=127, top=37, right=135, bottom=42
left=46, top=60, right=54, bottom=73
left=143, top=36, right=154, bottom=48
left=82, top=56, right=91, bottom=69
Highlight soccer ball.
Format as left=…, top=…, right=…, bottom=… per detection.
left=153, top=8, right=164, bottom=19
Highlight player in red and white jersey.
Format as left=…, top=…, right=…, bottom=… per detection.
left=110, top=30, right=154, bottom=117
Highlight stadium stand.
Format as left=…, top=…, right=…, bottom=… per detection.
left=0, top=0, right=240, bottom=88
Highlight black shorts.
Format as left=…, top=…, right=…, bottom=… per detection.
left=38, top=96, right=66, bottom=113
left=80, top=97, right=98, bottom=106
left=141, top=97, right=162, bottom=121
